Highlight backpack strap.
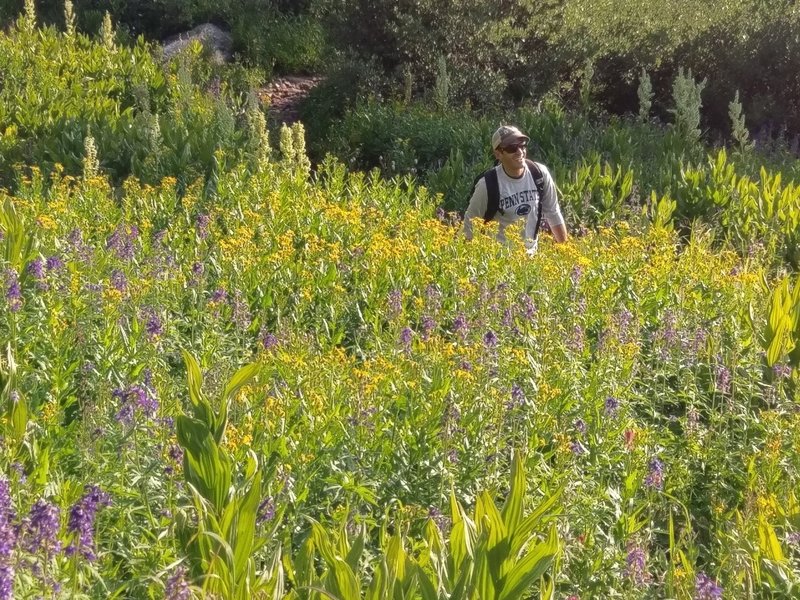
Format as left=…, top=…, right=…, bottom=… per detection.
left=482, top=168, right=500, bottom=222
left=526, top=159, right=546, bottom=240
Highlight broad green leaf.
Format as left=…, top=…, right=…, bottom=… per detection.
left=386, top=532, right=407, bottom=583
left=10, top=388, right=27, bottom=441
left=498, top=524, right=559, bottom=600
left=501, top=451, right=526, bottom=533
left=474, top=532, right=496, bottom=600
left=758, top=516, right=785, bottom=563
left=232, top=470, right=262, bottom=579
left=476, top=491, right=507, bottom=548
left=415, top=564, right=439, bottom=600
left=345, top=524, right=365, bottom=573
left=510, top=489, right=563, bottom=556
left=182, top=349, right=207, bottom=410
left=365, top=561, right=387, bottom=600
left=224, top=361, right=260, bottom=401
left=177, top=415, right=232, bottom=513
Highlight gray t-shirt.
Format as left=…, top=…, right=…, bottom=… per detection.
left=462, top=162, right=565, bottom=252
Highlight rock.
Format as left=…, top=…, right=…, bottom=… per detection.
left=162, top=23, right=233, bottom=64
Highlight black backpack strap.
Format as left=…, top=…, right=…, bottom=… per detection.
left=482, top=167, right=500, bottom=222
left=526, top=159, right=546, bottom=239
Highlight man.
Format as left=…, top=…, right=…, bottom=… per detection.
left=462, top=125, right=568, bottom=253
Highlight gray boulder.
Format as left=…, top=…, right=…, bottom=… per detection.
left=162, top=23, right=233, bottom=64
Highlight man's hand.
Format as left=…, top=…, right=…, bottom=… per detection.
left=551, top=223, right=568, bottom=243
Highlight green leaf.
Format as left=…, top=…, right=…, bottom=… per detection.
left=758, top=516, right=785, bottom=563
left=386, top=532, right=407, bottom=583
left=474, top=532, right=496, bottom=600
left=177, top=415, right=232, bottom=513
left=223, top=361, right=260, bottom=402
left=232, top=470, right=262, bottom=580
left=345, top=524, right=365, bottom=573
left=182, top=349, right=207, bottom=409
left=498, top=524, right=559, bottom=600
left=501, top=451, right=526, bottom=533
left=9, top=388, right=27, bottom=441
left=510, top=488, right=563, bottom=556
left=415, top=564, right=439, bottom=600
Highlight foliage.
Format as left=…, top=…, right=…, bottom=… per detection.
left=0, top=8, right=263, bottom=189
left=670, top=68, right=707, bottom=145
left=228, top=7, right=325, bottom=76
left=729, top=90, right=753, bottom=154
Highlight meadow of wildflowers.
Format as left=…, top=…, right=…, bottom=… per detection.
left=0, top=5, right=799, bottom=599
left=0, top=131, right=798, bottom=598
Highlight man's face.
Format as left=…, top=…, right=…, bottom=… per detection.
left=494, top=140, right=527, bottom=172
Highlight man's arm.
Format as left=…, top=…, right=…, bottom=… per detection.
left=537, top=163, right=568, bottom=243
left=462, top=178, right=488, bottom=241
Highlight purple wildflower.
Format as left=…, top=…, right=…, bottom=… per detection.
left=570, top=440, right=587, bottom=456
left=231, top=290, right=251, bottom=331
left=570, top=324, right=585, bottom=352
left=604, top=396, right=620, bottom=416
left=508, top=383, right=526, bottom=409
left=786, top=531, right=800, bottom=545
left=386, top=289, right=402, bottom=317
left=106, top=223, right=138, bottom=261
left=574, top=418, right=587, bottom=435
left=110, top=269, right=127, bottom=293
left=428, top=506, right=451, bottom=533
left=772, top=364, right=792, bottom=379
left=424, top=284, right=442, bottom=311
left=519, top=293, right=536, bottom=319
left=257, top=497, right=275, bottom=524
left=142, top=308, right=163, bottom=340
left=442, top=402, right=462, bottom=438
left=570, top=265, right=583, bottom=285
left=195, top=214, right=210, bottom=239
left=400, top=327, right=413, bottom=347
left=67, top=228, right=92, bottom=262
left=644, top=458, right=664, bottom=490
left=694, top=572, right=723, bottom=599
left=4, top=269, right=22, bottom=312
left=46, top=255, right=64, bottom=272
left=165, top=566, right=191, bottom=600
left=261, top=329, right=278, bottom=351
left=624, top=543, right=647, bottom=585
left=452, top=314, right=469, bottom=339
left=421, top=315, right=436, bottom=340
left=22, top=499, right=61, bottom=556
left=114, top=384, right=159, bottom=424
left=65, top=485, right=111, bottom=561
left=168, top=444, right=184, bottom=464
left=27, top=257, right=45, bottom=281
left=0, top=479, right=16, bottom=600
left=714, top=362, right=731, bottom=394
left=210, top=288, right=227, bottom=303
left=9, top=463, right=25, bottom=484
left=483, top=329, right=499, bottom=349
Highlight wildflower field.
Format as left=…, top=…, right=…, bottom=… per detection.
left=2, top=5, right=800, bottom=600
left=1, top=137, right=799, bottom=599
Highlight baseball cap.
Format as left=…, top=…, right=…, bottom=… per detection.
left=491, top=125, right=530, bottom=150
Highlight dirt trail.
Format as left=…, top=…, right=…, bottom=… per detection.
left=259, top=75, right=323, bottom=126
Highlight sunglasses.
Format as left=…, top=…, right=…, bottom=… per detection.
left=500, top=143, right=527, bottom=153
